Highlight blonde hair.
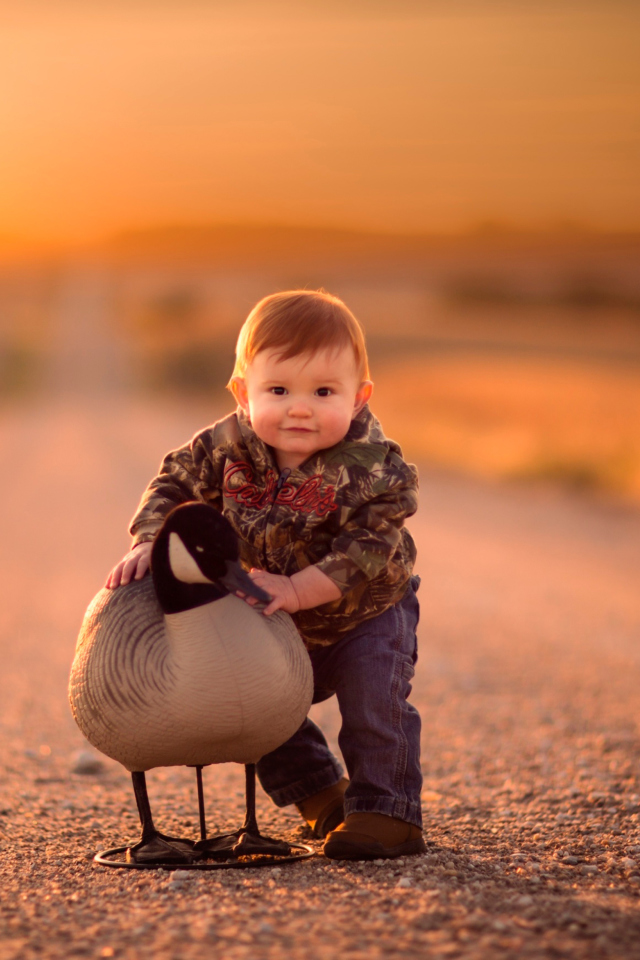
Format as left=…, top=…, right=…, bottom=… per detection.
left=229, top=290, right=370, bottom=384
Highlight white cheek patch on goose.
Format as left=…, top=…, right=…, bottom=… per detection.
left=168, top=532, right=214, bottom=584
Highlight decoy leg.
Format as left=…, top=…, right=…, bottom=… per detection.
left=196, top=764, right=291, bottom=859
left=232, top=763, right=292, bottom=856
left=126, top=771, right=200, bottom=864
left=195, top=765, right=207, bottom=841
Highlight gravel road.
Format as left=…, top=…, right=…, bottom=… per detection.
left=1, top=273, right=639, bottom=959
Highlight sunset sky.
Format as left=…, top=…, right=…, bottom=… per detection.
left=0, top=1, right=638, bottom=245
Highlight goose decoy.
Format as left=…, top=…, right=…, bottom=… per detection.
left=69, top=503, right=313, bottom=864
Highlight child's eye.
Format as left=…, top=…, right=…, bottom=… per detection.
left=270, top=387, right=287, bottom=395
left=316, top=387, right=332, bottom=397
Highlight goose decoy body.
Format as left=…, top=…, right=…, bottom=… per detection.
left=69, top=503, right=313, bottom=863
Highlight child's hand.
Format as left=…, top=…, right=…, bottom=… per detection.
left=242, top=570, right=300, bottom=616
left=105, top=542, right=153, bottom=589
left=240, top=566, right=342, bottom=616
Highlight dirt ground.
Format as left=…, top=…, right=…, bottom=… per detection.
left=1, top=274, right=640, bottom=959
left=1, top=392, right=638, bottom=960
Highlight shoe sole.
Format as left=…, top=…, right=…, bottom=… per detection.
left=323, top=835, right=426, bottom=861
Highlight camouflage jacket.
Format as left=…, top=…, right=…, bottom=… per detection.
left=129, top=406, right=418, bottom=647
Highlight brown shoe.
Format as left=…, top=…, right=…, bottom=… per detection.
left=323, top=812, right=426, bottom=860
left=295, top=778, right=349, bottom=839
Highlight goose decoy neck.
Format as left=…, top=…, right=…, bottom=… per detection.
left=150, top=503, right=271, bottom=615
left=151, top=524, right=227, bottom=614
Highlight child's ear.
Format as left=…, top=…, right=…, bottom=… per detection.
left=353, top=380, right=373, bottom=415
left=229, top=377, right=250, bottom=414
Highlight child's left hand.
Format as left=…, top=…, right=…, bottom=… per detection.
left=243, top=570, right=300, bottom=616
left=237, top=565, right=342, bottom=617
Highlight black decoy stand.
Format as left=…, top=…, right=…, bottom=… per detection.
left=95, top=764, right=314, bottom=870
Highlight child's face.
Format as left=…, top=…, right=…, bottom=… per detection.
left=231, top=347, right=372, bottom=470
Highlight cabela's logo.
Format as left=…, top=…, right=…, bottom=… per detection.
left=223, top=462, right=337, bottom=517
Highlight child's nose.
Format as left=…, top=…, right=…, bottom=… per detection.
left=287, top=398, right=312, bottom=417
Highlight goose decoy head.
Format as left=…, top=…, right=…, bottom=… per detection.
left=151, top=503, right=271, bottom=614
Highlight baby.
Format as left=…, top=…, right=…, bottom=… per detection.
left=107, top=289, right=424, bottom=860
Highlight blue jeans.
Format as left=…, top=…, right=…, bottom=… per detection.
left=257, top=577, right=423, bottom=828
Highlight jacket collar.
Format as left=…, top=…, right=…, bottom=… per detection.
left=236, top=408, right=279, bottom=472
left=235, top=405, right=390, bottom=477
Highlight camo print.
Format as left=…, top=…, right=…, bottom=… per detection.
left=129, top=406, right=418, bottom=647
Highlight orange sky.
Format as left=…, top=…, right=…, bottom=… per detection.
left=0, top=1, right=638, bottom=245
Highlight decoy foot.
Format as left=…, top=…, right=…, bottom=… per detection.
left=127, top=771, right=203, bottom=863
left=194, top=830, right=291, bottom=860
left=127, top=832, right=201, bottom=864
left=233, top=831, right=291, bottom=858
left=191, top=765, right=291, bottom=860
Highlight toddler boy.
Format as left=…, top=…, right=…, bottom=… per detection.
left=107, top=290, right=424, bottom=860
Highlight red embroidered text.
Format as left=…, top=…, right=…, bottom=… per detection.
left=223, top=462, right=337, bottom=517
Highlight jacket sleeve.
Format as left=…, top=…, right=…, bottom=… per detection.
left=129, top=430, right=223, bottom=546
left=313, top=459, right=418, bottom=595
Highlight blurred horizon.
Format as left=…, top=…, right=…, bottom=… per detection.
left=1, top=1, right=639, bottom=505
left=0, top=219, right=640, bottom=263
left=1, top=0, right=639, bottom=247
left=4, top=218, right=640, bottom=266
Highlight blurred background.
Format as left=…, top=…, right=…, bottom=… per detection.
left=2, top=8, right=640, bottom=949
left=1, top=0, right=639, bottom=500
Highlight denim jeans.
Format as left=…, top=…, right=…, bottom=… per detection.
left=257, top=576, right=423, bottom=828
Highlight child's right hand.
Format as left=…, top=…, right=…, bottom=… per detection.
left=105, top=542, right=153, bottom=589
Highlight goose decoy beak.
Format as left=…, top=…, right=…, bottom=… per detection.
left=219, top=560, right=272, bottom=604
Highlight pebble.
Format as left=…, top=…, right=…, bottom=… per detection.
left=515, top=895, right=534, bottom=907
left=396, top=877, right=412, bottom=888
left=70, top=750, right=105, bottom=775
